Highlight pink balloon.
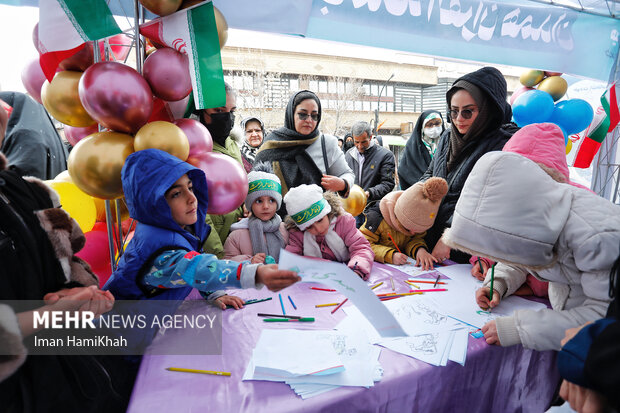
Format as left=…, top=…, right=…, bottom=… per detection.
left=188, top=152, right=247, bottom=215
left=20, top=58, right=46, bottom=104
left=64, top=124, right=99, bottom=146
left=79, top=62, right=153, bottom=134
left=32, top=23, right=42, bottom=53
left=143, top=48, right=192, bottom=101
left=167, top=95, right=190, bottom=119
left=545, top=71, right=563, bottom=77
left=510, top=85, right=535, bottom=105
left=174, top=118, right=213, bottom=157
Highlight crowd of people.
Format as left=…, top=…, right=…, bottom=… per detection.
left=1, top=65, right=619, bottom=413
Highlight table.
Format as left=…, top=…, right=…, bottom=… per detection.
left=127, top=262, right=560, bottom=413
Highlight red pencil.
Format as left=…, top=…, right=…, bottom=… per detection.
left=310, top=287, right=337, bottom=292
left=407, top=280, right=446, bottom=285
left=386, top=232, right=402, bottom=253
left=331, top=298, right=348, bottom=314
left=408, top=288, right=447, bottom=293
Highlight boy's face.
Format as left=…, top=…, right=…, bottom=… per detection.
left=165, top=174, right=198, bottom=228
left=306, top=215, right=330, bottom=237
left=251, top=195, right=277, bottom=221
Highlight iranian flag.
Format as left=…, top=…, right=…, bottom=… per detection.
left=140, top=1, right=225, bottom=110
left=601, top=82, right=620, bottom=133
left=571, top=105, right=610, bottom=168
left=38, top=0, right=122, bottom=81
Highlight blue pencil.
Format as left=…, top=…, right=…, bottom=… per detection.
left=288, top=295, right=297, bottom=310
left=279, top=293, right=286, bottom=315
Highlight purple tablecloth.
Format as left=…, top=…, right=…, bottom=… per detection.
left=127, top=263, right=560, bottom=413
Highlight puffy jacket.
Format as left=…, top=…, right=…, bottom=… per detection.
left=345, top=143, right=395, bottom=209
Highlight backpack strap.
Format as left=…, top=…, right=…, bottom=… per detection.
left=321, top=134, right=330, bottom=176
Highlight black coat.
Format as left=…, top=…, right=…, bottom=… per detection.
left=345, top=143, right=395, bottom=209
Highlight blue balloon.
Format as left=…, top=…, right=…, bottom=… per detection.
left=548, top=99, right=594, bottom=135
left=512, top=90, right=555, bottom=127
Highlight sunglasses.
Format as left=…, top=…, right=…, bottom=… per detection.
left=449, top=108, right=477, bottom=120
left=297, top=112, right=319, bottom=122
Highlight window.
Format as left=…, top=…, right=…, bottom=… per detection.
left=309, top=80, right=318, bottom=92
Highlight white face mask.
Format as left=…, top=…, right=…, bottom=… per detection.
left=424, top=125, right=442, bottom=140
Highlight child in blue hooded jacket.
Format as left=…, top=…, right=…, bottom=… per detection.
left=104, top=149, right=300, bottom=308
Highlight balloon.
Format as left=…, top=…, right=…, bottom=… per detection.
left=566, top=140, right=572, bottom=155
left=68, top=131, right=134, bottom=199
left=20, top=58, right=46, bottom=104
left=134, top=121, right=190, bottom=160
left=76, top=222, right=113, bottom=286
left=53, top=170, right=73, bottom=183
left=549, top=99, right=594, bottom=135
left=214, top=6, right=228, bottom=48
left=59, top=43, right=95, bottom=72
left=64, top=124, right=98, bottom=146
left=341, top=185, right=367, bottom=217
left=107, top=34, right=133, bottom=62
left=545, top=71, right=563, bottom=77
left=509, top=85, right=534, bottom=105
left=149, top=96, right=190, bottom=123
left=41, top=71, right=97, bottom=127
left=173, top=118, right=213, bottom=157
left=519, top=70, right=545, bottom=87
left=143, top=48, right=192, bottom=101
left=511, top=90, right=555, bottom=127
left=537, top=76, right=568, bottom=101
left=32, top=23, right=41, bottom=52
left=139, top=0, right=183, bottom=16
left=93, top=197, right=130, bottom=222
left=47, top=181, right=97, bottom=232
left=187, top=152, right=248, bottom=214
left=79, top=62, right=153, bottom=134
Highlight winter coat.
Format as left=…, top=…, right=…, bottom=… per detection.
left=224, top=223, right=289, bottom=262
left=444, top=151, right=620, bottom=351
left=286, top=213, right=374, bottom=279
left=360, top=206, right=427, bottom=264
left=345, top=143, right=395, bottom=209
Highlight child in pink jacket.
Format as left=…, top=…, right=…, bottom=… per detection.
left=224, top=163, right=288, bottom=263
left=470, top=123, right=594, bottom=297
left=284, top=184, right=374, bottom=280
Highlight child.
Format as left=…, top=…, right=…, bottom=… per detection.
left=224, top=162, right=288, bottom=263
left=103, top=149, right=300, bottom=309
left=360, top=177, right=448, bottom=270
left=283, top=184, right=374, bottom=280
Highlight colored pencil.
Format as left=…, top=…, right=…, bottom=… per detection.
left=263, top=318, right=315, bottom=322
left=386, top=232, right=401, bottom=253
left=380, top=296, right=401, bottom=301
left=405, top=280, right=420, bottom=289
left=407, top=280, right=446, bottom=285
left=408, top=288, right=447, bottom=293
left=331, top=298, right=348, bottom=314
left=489, top=263, right=497, bottom=305
left=310, top=287, right=336, bottom=292
left=167, top=367, right=231, bottom=377
left=279, top=293, right=286, bottom=315
left=377, top=292, right=422, bottom=297
left=245, top=297, right=273, bottom=305
left=433, top=273, right=441, bottom=288
left=477, top=257, right=483, bottom=274
left=370, top=282, right=383, bottom=290
left=315, top=303, right=340, bottom=308
left=257, top=313, right=301, bottom=319
left=390, top=276, right=395, bottom=291
left=288, top=295, right=297, bottom=310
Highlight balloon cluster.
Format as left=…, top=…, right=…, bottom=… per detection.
left=511, top=70, right=594, bottom=146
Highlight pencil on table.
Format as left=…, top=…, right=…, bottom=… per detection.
left=331, top=298, right=348, bottom=314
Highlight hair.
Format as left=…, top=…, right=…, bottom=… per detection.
left=536, top=163, right=568, bottom=184
left=351, top=121, right=372, bottom=138
left=284, top=191, right=344, bottom=231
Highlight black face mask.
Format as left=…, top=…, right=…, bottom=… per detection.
left=204, top=112, right=235, bottom=146
left=343, top=141, right=355, bottom=152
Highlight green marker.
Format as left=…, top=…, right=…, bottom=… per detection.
left=263, top=318, right=315, bottom=322
left=489, top=263, right=497, bottom=308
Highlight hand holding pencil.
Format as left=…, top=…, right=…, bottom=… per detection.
left=475, top=287, right=500, bottom=310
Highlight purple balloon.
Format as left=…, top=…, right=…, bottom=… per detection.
left=79, top=62, right=153, bottom=134
left=174, top=118, right=213, bottom=157
left=20, top=58, right=46, bottom=104
left=188, top=152, right=247, bottom=215
left=64, top=124, right=99, bottom=146
left=143, top=48, right=192, bottom=101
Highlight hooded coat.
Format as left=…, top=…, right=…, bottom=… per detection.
left=398, top=110, right=445, bottom=189
left=420, top=67, right=518, bottom=259
left=444, top=151, right=620, bottom=351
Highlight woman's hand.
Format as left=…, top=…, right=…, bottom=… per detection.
left=215, top=295, right=245, bottom=310
left=560, top=380, right=607, bottom=413
left=431, top=238, right=451, bottom=262
left=415, top=249, right=438, bottom=270
left=321, top=175, right=345, bottom=192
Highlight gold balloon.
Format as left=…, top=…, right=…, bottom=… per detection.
left=134, top=121, right=190, bottom=161
left=41, top=71, right=96, bottom=127
left=93, top=197, right=130, bottom=222
left=341, top=184, right=367, bottom=217
left=139, top=0, right=182, bottom=16
left=214, top=6, right=228, bottom=49
left=537, top=76, right=568, bottom=101
left=519, top=70, right=545, bottom=87
left=566, top=140, right=573, bottom=155
left=68, top=132, right=135, bottom=199
left=53, top=170, right=73, bottom=183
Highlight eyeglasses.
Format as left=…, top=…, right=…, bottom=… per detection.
left=449, top=108, right=477, bottom=120
left=297, top=112, right=319, bottom=122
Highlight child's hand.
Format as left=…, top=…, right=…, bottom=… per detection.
left=481, top=320, right=501, bottom=345
left=392, top=252, right=409, bottom=265
left=251, top=253, right=266, bottom=264
left=415, top=249, right=437, bottom=270
left=256, top=264, right=301, bottom=291
left=471, top=260, right=488, bottom=281
left=475, top=287, right=500, bottom=310
left=215, top=295, right=244, bottom=310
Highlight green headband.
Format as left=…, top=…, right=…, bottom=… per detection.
left=291, top=198, right=328, bottom=225
left=248, top=179, right=281, bottom=194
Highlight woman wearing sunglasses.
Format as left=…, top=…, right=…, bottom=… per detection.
left=256, top=90, right=354, bottom=215
left=417, top=66, right=518, bottom=264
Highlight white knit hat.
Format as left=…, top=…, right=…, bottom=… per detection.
left=284, top=184, right=331, bottom=230
left=246, top=170, right=282, bottom=211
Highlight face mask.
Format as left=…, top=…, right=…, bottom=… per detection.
left=423, top=126, right=442, bottom=140
left=204, top=112, right=235, bottom=145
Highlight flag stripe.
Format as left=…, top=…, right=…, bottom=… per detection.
left=61, top=0, right=121, bottom=41
left=573, top=137, right=602, bottom=168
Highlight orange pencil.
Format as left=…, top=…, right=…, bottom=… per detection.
left=386, top=232, right=401, bottom=253
left=331, top=298, right=348, bottom=314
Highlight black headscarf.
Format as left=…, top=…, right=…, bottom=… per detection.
left=255, top=90, right=324, bottom=198
left=398, top=110, right=445, bottom=190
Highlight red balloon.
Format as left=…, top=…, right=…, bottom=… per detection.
left=174, top=118, right=213, bottom=157
left=143, top=48, right=192, bottom=101
left=510, top=85, right=535, bottom=105
left=76, top=222, right=112, bottom=287
left=545, top=71, right=563, bottom=77
left=148, top=96, right=189, bottom=123
left=58, top=43, right=95, bottom=72
left=79, top=62, right=153, bottom=134
left=107, top=34, right=133, bottom=62
left=188, top=152, right=247, bottom=214
left=20, top=58, right=46, bottom=104
left=64, top=124, right=99, bottom=146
